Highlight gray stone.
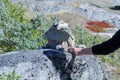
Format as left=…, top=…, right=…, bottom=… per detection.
left=10, top=0, right=76, bottom=14
left=0, top=50, right=60, bottom=80
left=44, top=20, right=75, bottom=49
left=0, top=49, right=107, bottom=80
left=44, top=20, right=71, bottom=41
left=112, top=0, right=120, bottom=6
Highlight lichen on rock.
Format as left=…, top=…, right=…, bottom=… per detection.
left=0, top=49, right=107, bottom=80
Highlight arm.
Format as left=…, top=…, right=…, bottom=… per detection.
left=68, top=30, right=120, bottom=55
left=92, top=30, right=120, bottom=55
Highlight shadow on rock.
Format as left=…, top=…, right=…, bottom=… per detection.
left=43, top=49, right=75, bottom=80
left=109, top=6, right=120, bottom=10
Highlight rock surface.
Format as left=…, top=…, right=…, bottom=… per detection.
left=0, top=49, right=107, bottom=80
left=112, top=0, right=120, bottom=6
left=8, top=0, right=120, bottom=80
left=11, top=0, right=120, bottom=37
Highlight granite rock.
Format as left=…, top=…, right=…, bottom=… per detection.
left=0, top=49, right=107, bottom=80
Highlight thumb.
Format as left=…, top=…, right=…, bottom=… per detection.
left=68, top=47, right=74, bottom=53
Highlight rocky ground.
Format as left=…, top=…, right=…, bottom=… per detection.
left=10, top=0, right=120, bottom=80
left=0, top=49, right=107, bottom=80
left=11, top=0, right=120, bottom=36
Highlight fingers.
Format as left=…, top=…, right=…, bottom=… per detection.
left=68, top=47, right=83, bottom=55
left=68, top=48, right=76, bottom=56
left=68, top=48, right=74, bottom=53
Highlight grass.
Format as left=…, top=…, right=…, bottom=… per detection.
left=47, top=11, right=88, bottom=29
left=72, top=26, right=104, bottom=47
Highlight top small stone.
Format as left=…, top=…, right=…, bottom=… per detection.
left=44, top=20, right=71, bottom=41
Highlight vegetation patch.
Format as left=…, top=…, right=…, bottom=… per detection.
left=3, top=0, right=30, bottom=23
left=72, top=26, right=103, bottom=47
left=0, top=0, right=52, bottom=53
left=0, top=70, right=21, bottom=80
left=47, top=11, right=88, bottom=29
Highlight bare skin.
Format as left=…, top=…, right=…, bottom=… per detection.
left=68, top=47, right=93, bottom=56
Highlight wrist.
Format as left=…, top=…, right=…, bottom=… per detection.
left=87, top=47, right=93, bottom=55
left=78, top=47, right=93, bottom=55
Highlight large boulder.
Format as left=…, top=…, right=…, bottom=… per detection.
left=0, top=49, right=107, bottom=80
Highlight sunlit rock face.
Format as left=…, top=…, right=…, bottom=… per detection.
left=112, top=0, right=120, bottom=6
left=0, top=49, right=107, bottom=80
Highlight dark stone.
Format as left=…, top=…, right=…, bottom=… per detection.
left=109, top=6, right=120, bottom=10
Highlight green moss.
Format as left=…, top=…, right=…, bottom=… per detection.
left=0, top=70, right=21, bottom=80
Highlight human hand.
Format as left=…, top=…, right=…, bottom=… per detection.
left=68, top=47, right=93, bottom=56
left=68, top=47, right=83, bottom=56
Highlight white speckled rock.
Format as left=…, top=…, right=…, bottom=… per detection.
left=0, top=49, right=107, bottom=80
left=0, top=50, right=60, bottom=80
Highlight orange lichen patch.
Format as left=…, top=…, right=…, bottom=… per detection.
left=85, top=25, right=105, bottom=32
left=87, top=21, right=114, bottom=28
left=85, top=21, right=114, bottom=32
